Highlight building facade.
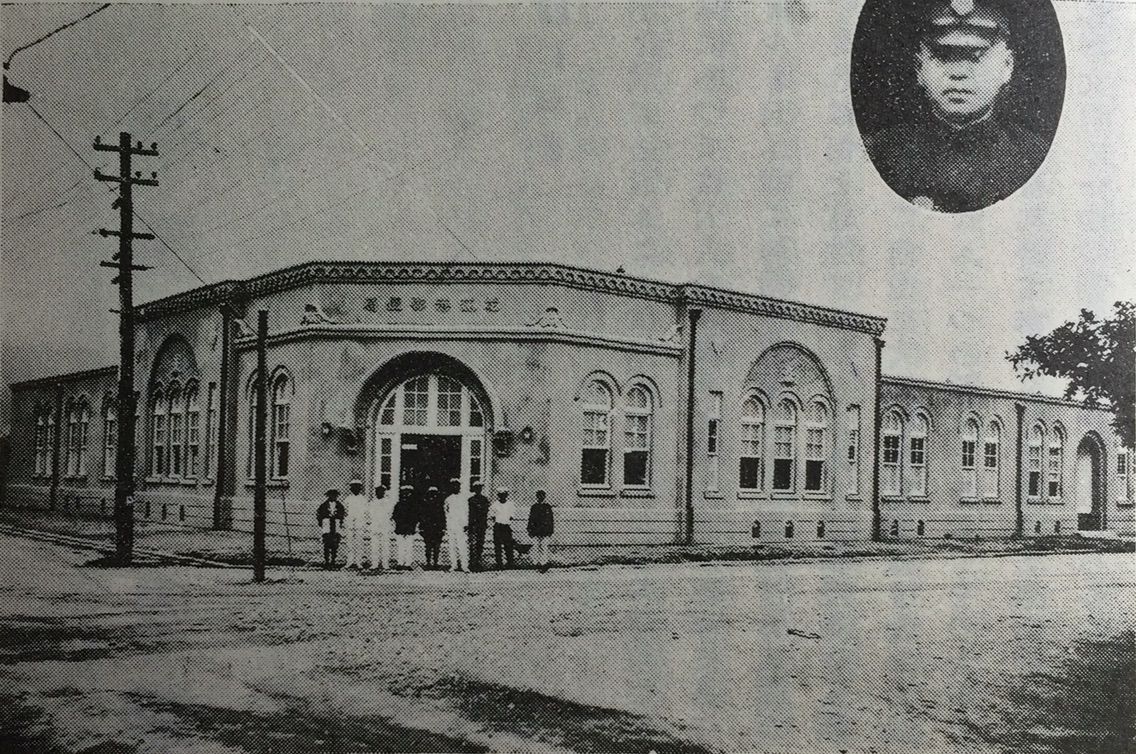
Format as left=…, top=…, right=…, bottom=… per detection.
left=5, top=262, right=1133, bottom=542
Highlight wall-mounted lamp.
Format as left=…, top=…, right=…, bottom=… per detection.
left=519, top=426, right=535, bottom=444
left=320, top=422, right=334, bottom=437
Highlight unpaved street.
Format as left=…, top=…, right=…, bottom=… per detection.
left=1, top=534, right=1132, bottom=754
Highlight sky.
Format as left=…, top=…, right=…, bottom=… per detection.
left=2, top=1, right=1134, bottom=433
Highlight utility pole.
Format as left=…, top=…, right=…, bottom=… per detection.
left=94, top=132, right=158, bottom=566
left=253, top=310, right=268, bottom=582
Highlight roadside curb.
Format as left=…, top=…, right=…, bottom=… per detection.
left=0, top=524, right=238, bottom=569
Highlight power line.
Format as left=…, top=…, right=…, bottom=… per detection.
left=22, top=101, right=210, bottom=286
left=4, top=3, right=111, bottom=70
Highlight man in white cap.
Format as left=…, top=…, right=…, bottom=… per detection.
left=342, top=477, right=367, bottom=569
left=443, top=478, right=469, bottom=572
left=489, top=487, right=516, bottom=569
left=368, top=483, right=394, bottom=570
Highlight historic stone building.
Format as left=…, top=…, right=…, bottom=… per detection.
left=5, top=262, right=1133, bottom=543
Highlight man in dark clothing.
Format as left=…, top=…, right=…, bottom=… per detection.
left=467, top=482, right=490, bottom=572
left=418, top=485, right=446, bottom=569
left=392, top=483, right=419, bottom=569
left=526, top=489, right=555, bottom=572
left=316, top=488, right=345, bottom=569
left=864, top=0, right=1046, bottom=212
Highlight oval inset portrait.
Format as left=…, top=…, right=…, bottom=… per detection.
left=851, top=0, right=1065, bottom=213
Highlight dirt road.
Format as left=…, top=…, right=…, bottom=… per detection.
left=1, top=533, right=1132, bottom=753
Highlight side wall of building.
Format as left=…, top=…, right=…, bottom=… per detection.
left=879, top=379, right=1134, bottom=538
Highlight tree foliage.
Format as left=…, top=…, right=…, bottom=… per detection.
left=1007, top=302, right=1135, bottom=449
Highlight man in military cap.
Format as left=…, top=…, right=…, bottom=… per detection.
left=864, top=0, right=1047, bottom=212
left=315, top=488, right=345, bottom=569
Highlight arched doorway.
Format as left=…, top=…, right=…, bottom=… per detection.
left=1074, top=435, right=1105, bottom=530
left=365, top=362, right=492, bottom=498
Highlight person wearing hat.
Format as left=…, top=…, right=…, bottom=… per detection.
left=466, top=481, right=490, bottom=572
left=342, top=477, right=367, bottom=569
left=418, top=485, right=447, bottom=569
left=443, top=478, right=470, bottom=572
left=368, top=483, right=394, bottom=570
left=526, top=489, right=555, bottom=572
left=863, top=0, right=1046, bottom=212
left=392, top=483, right=419, bottom=569
left=489, top=487, right=516, bottom=569
left=315, top=488, right=346, bottom=569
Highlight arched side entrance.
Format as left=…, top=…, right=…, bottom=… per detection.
left=356, top=353, right=494, bottom=498
left=1074, top=434, right=1106, bottom=530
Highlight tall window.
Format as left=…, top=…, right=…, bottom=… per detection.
left=203, top=383, right=217, bottom=478
left=185, top=384, right=201, bottom=477
left=961, top=418, right=978, bottom=499
left=436, top=376, right=464, bottom=427
left=882, top=410, right=903, bottom=496
left=402, top=375, right=429, bottom=426
left=982, top=421, right=1000, bottom=499
left=908, top=414, right=928, bottom=497
left=1027, top=426, right=1043, bottom=498
left=103, top=402, right=117, bottom=477
left=77, top=402, right=90, bottom=476
left=846, top=406, right=861, bottom=495
left=706, top=391, right=722, bottom=492
left=580, top=380, right=613, bottom=487
left=168, top=384, right=183, bottom=476
left=623, top=385, right=653, bottom=487
left=1048, top=427, right=1064, bottom=499
left=804, top=401, right=828, bottom=492
left=271, top=373, right=292, bottom=479
left=469, top=437, right=483, bottom=488
left=65, top=403, right=80, bottom=476
left=152, top=390, right=166, bottom=476
left=738, top=396, right=764, bottom=491
left=34, top=410, right=48, bottom=476
left=772, top=399, right=797, bottom=492
left=378, top=436, right=393, bottom=490
left=46, top=412, right=56, bottom=476
left=1119, top=452, right=1129, bottom=479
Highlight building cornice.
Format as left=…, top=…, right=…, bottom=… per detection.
left=882, top=375, right=1110, bottom=412
left=134, top=261, right=887, bottom=335
left=9, top=366, right=117, bottom=392
left=234, top=323, right=684, bottom=358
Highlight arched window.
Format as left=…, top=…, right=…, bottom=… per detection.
left=739, top=396, right=765, bottom=491
left=402, top=375, right=429, bottom=426
left=623, top=385, right=653, bottom=487
left=983, top=421, right=1001, bottom=500
left=271, top=373, right=292, bottom=480
left=804, top=401, right=829, bottom=493
left=580, top=380, right=613, bottom=487
left=167, top=383, right=183, bottom=476
left=151, top=390, right=166, bottom=476
left=1048, top=426, right=1064, bottom=499
left=1027, top=425, right=1044, bottom=498
left=185, top=384, right=201, bottom=478
left=76, top=401, right=90, bottom=476
left=45, top=411, right=56, bottom=476
left=846, top=406, right=861, bottom=496
left=65, top=402, right=80, bottom=477
left=961, top=418, right=979, bottom=499
left=103, top=402, right=117, bottom=478
left=34, top=410, right=48, bottom=476
left=772, top=399, right=798, bottom=492
left=908, top=413, right=929, bottom=497
left=882, top=410, right=903, bottom=496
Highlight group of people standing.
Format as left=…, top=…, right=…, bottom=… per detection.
left=315, top=478, right=555, bottom=572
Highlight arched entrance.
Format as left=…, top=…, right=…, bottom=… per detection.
left=1074, top=434, right=1105, bottom=530
left=361, top=355, right=493, bottom=498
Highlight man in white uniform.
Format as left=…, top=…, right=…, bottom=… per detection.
left=342, top=478, right=367, bottom=569
left=443, top=478, right=469, bottom=572
left=368, top=484, right=394, bottom=570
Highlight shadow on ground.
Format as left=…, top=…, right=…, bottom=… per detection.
left=408, top=676, right=716, bottom=754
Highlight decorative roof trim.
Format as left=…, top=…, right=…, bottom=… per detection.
left=134, top=261, right=887, bottom=335
left=680, top=285, right=887, bottom=336
left=10, top=366, right=117, bottom=391
left=882, top=375, right=1111, bottom=412
left=234, top=323, right=684, bottom=358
